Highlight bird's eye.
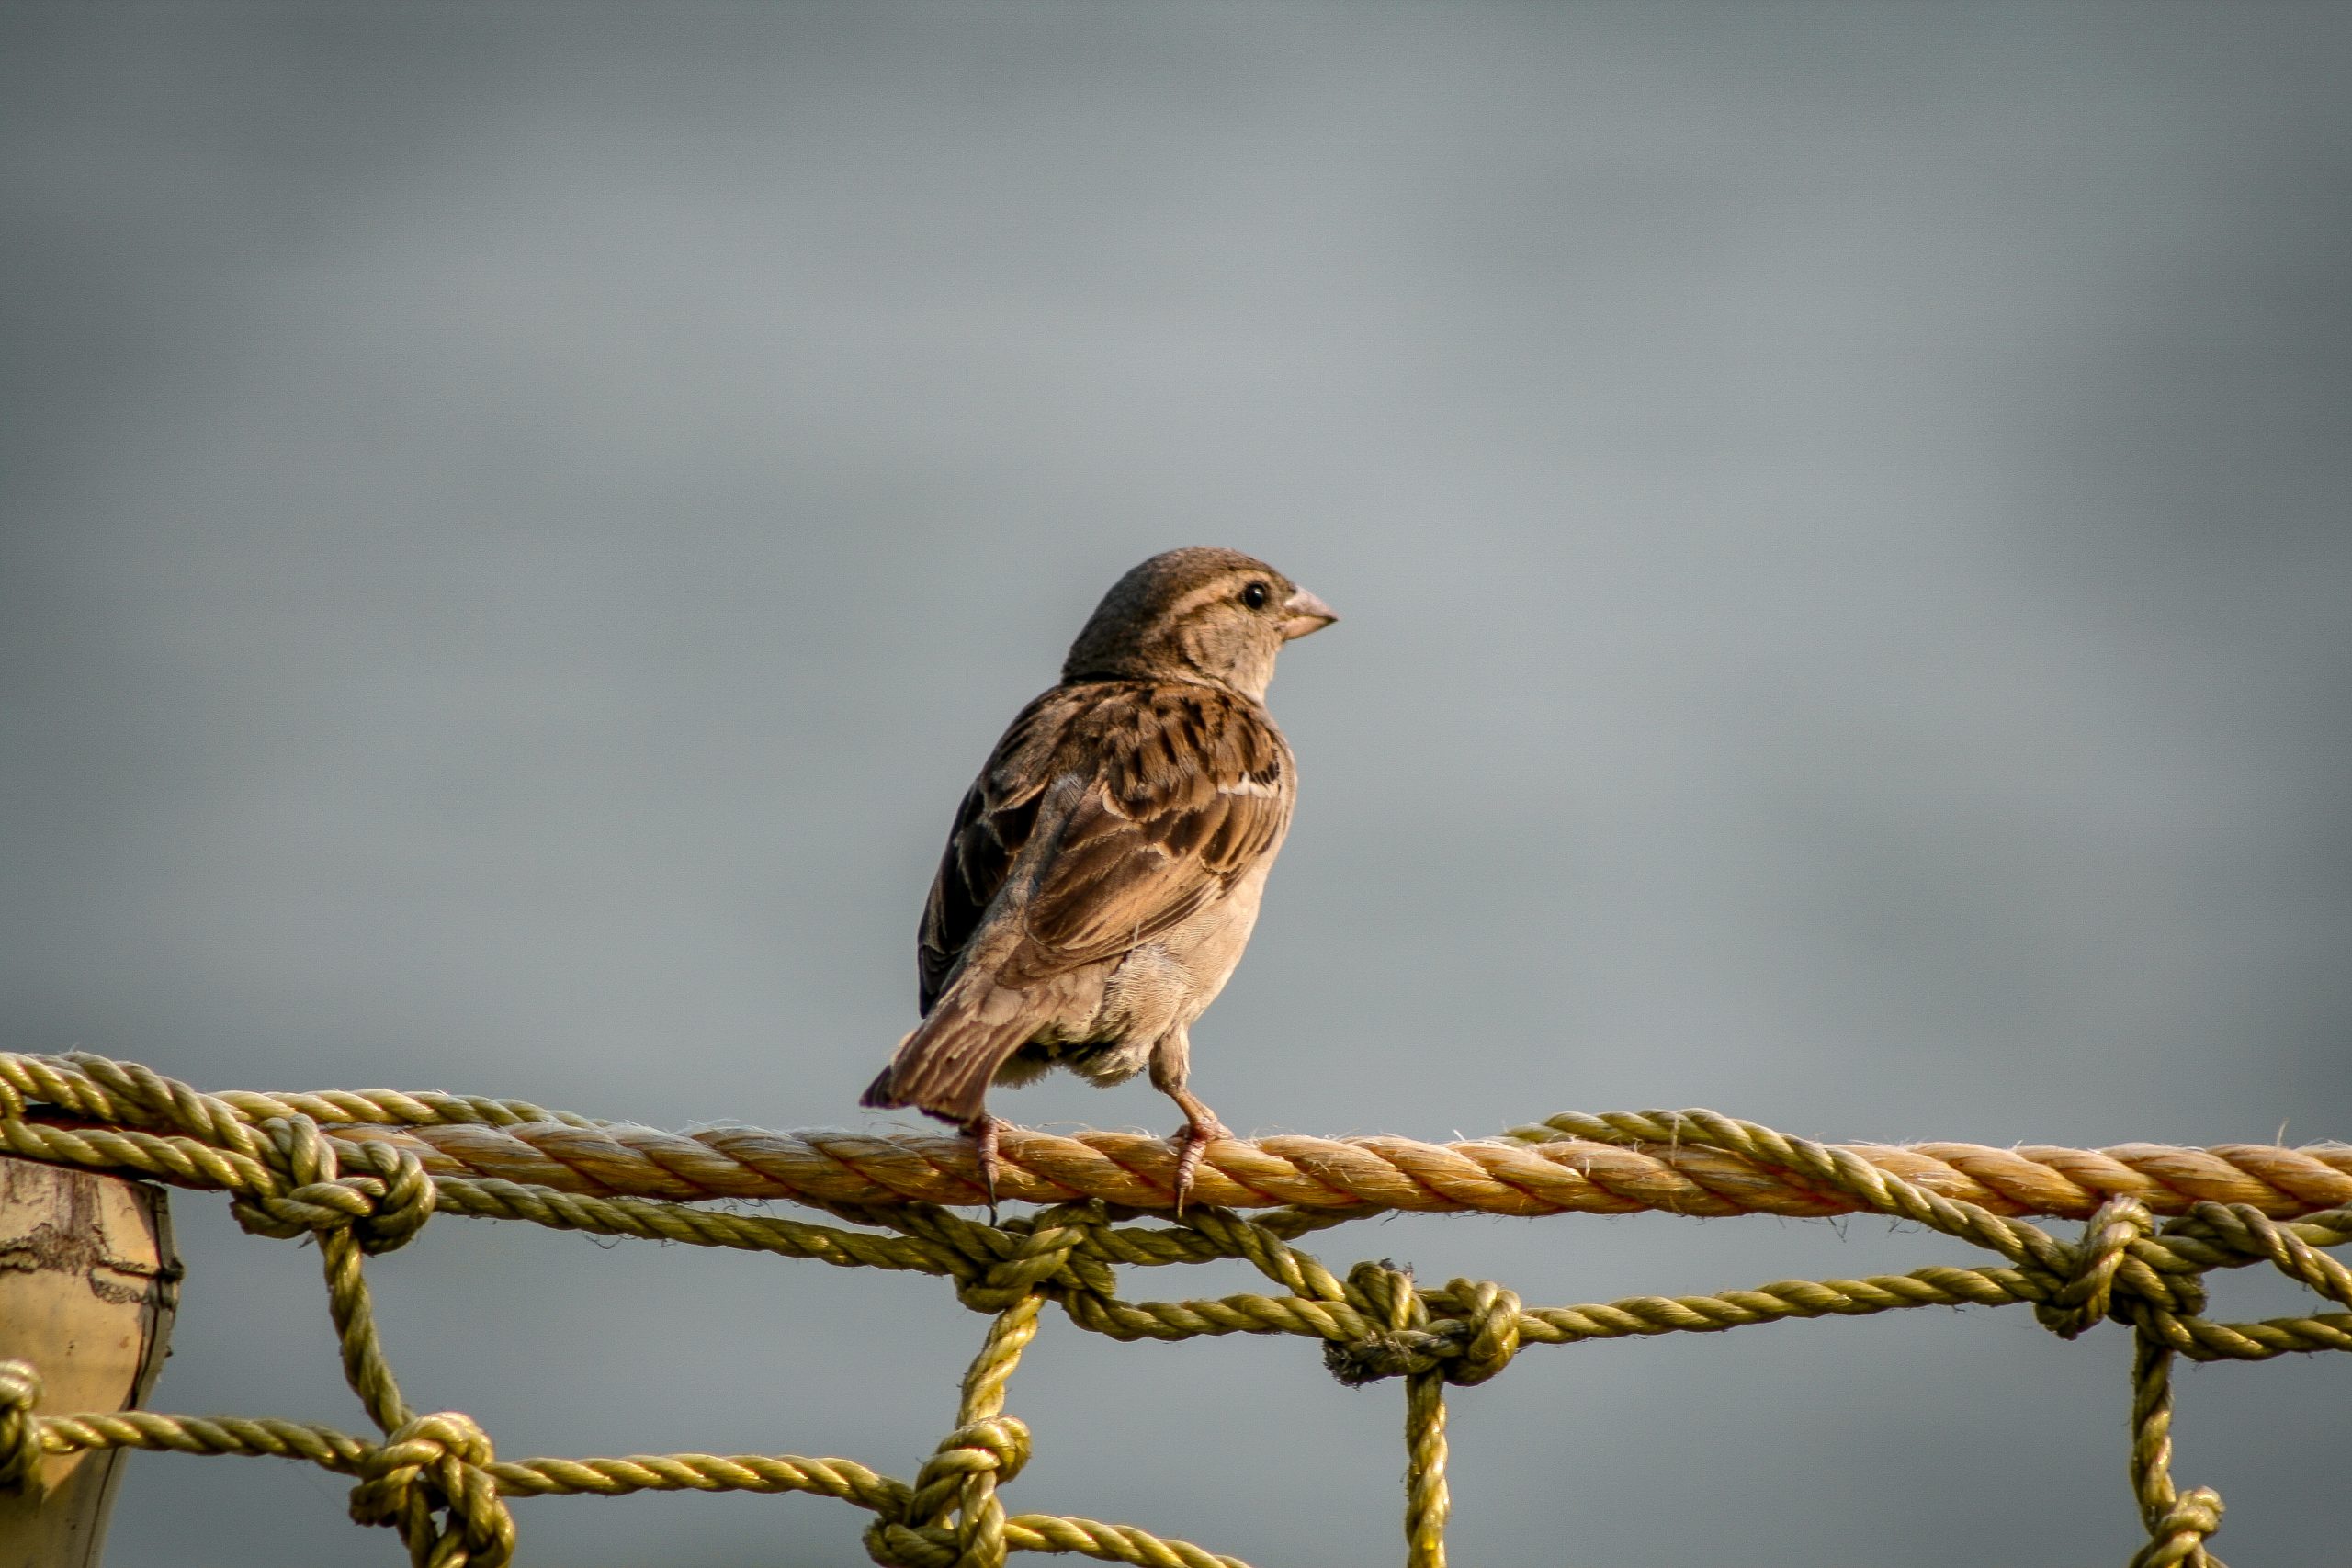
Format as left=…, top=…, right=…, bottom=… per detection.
left=1241, top=581, right=1270, bottom=610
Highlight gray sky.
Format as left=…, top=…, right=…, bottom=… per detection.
left=4, top=4, right=2348, bottom=1564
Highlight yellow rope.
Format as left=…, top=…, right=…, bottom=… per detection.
left=3, top=1050, right=2344, bottom=1567
left=11, top=1051, right=2350, bottom=1220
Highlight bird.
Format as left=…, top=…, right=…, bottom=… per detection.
left=861, top=547, right=1337, bottom=1211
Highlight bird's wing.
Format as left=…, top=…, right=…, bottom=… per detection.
left=999, top=682, right=1293, bottom=984
left=874, top=681, right=1293, bottom=1122
left=916, top=688, right=1071, bottom=1014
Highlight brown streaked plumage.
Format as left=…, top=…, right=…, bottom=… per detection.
left=861, top=547, right=1336, bottom=1208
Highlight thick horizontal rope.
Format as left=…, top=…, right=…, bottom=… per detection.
left=7, top=1051, right=2346, bottom=1220
left=327, top=1118, right=2352, bottom=1220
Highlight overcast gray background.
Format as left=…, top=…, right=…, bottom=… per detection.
left=5, top=4, right=2349, bottom=1564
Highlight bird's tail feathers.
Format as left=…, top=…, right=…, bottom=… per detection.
left=858, top=984, right=1039, bottom=1126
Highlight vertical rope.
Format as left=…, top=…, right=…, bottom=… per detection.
left=321, top=1226, right=413, bottom=1436
left=1345, top=1259, right=1451, bottom=1568
left=239, top=1116, right=416, bottom=1435
left=1404, top=1370, right=1449, bottom=1568
left=2126, top=1332, right=2225, bottom=1568
left=953, top=1295, right=1042, bottom=1568
left=959, top=1293, right=1041, bottom=1430
left=226, top=1114, right=523, bottom=1565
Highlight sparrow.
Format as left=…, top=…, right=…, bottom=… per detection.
left=861, top=547, right=1337, bottom=1210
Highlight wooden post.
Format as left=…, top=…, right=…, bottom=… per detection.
left=0, top=1158, right=179, bottom=1568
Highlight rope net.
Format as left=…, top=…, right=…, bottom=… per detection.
left=2, top=1051, right=2347, bottom=1568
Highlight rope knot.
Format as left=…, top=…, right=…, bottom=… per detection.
left=2131, top=1485, right=2223, bottom=1568
left=1438, top=1277, right=1523, bottom=1386
left=911, top=1416, right=1032, bottom=1499
left=0, top=1359, right=42, bottom=1495
left=233, top=1118, right=436, bottom=1254
left=1325, top=1259, right=1431, bottom=1386
left=2037, top=1197, right=2161, bottom=1339
left=348, top=1410, right=514, bottom=1568
left=1325, top=1264, right=1525, bottom=1387
left=862, top=1416, right=1031, bottom=1568
left=954, top=1204, right=1102, bottom=1314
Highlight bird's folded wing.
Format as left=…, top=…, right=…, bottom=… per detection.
left=922, top=682, right=1293, bottom=999
left=917, top=689, right=1067, bottom=1013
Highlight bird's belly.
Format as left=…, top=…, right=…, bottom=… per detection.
left=998, top=874, right=1271, bottom=1089
left=1108, top=879, right=1265, bottom=1032
left=1001, top=950, right=1183, bottom=1088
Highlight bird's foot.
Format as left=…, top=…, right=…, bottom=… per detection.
left=965, top=1113, right=1010, bottom=1222
left=1170, top=1111, right=1231, bottom=1216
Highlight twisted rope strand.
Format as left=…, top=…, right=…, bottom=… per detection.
left=347, top=1119, right=2352, bottom=1218
left=10, top=1051, right=2347, bottom=1219
left=24, top=1097, right=2351, bottom=1223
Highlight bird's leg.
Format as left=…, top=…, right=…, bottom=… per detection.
left=1148, top=1031, right=1228, bottom=1215
left=964, top=1112, right=1008, bottom=1222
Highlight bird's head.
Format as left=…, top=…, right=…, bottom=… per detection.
left=1061, top=547, right=1337, bottom=700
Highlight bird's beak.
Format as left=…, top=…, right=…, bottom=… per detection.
left=1278, top=587, right=1338, bottom=641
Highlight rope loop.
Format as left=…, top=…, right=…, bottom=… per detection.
left=343, top=1137, right=439, bottom=1253
left=2129, top=1485, right=2224, bottom=1568
left=347, top=1409, right=514, bottom=1568
left=0, top=1359, right=42, bottom=1495
left=1360, top=1258, right=1423, bottom=1330
left=232, top=1116, right=436, bottom=1254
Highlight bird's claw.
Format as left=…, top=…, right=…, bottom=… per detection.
left=1170, top=1113, right=1230, bottom=1216
left=966, top=1114, right=1008, bottom=1223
